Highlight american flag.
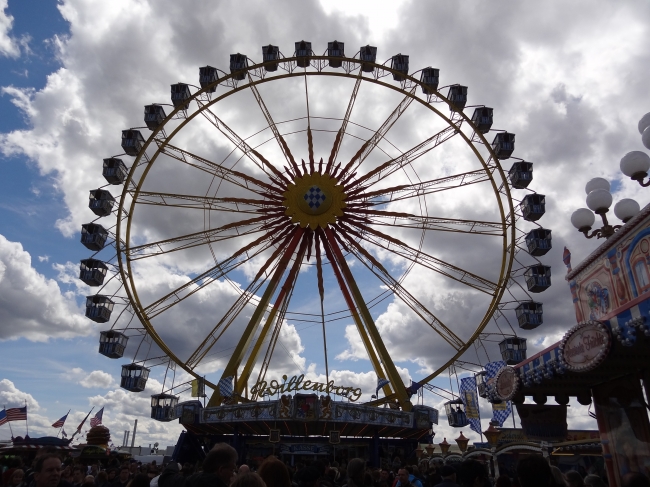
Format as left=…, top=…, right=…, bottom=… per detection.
left=90, top=407, right=104, bottom=427
left=6, top=407, right=27, bottom=421
left=52, top=412, right=69, bottom=428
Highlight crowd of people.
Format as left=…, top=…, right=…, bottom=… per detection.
left=2, top=444, right=649, bottom=487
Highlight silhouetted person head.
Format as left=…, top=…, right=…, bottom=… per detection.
left=258, top=457, right=291, bottom=487
left=203, top=443, right=238, bottom=486
left=457, top=460, right=487, bottom=487
left=565, top=471, right=584, bottom=487
left=516, top=457, right=552, bottom=487
left=231, top=473, right=266, bottom=487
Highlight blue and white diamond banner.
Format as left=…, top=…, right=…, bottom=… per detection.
left=484, top=360, right=511, bottom=425
left=460, top=376, right=482, bottom=435
left=485, top=360, right=506, bottom=381
left=218, top=376, right=234, bottom=398
left=491, top=400, right=512, bottom=427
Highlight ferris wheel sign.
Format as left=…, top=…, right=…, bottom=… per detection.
left=559, top=321, right=611, bottom=373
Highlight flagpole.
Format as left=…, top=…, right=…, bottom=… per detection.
left=57, top=409, right=71, bottom=438
left=70, top=406, right=94, bottom=442
left=24, top=400, right=28, bottom=437
left=4, top=405, right=14, bottom=439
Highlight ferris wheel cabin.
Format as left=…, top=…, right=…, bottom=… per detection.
left=499, top=337, right=527, bottom=365
left=88, top=189, right=115, bottom=217
left=171, top=83, right=191, bottom=110
left=229, top=54, right=248, bottom=80
left=144, top=104, right=166, bottom=130
left=120, top=364, right=150, bottom=392
left=261, top=46, right=279, bottom=72
left=492, top=132, right=516, bottom=159
left=420, top=67, right=440, bottom=95
left=102, top=158, right=128, bottom=185
left=520, top=193, right=546, bottom=221
left=80, top=223, right=108, bottom=251
left=85, top=295, right=115, bottom=323
left=390, top=54, right=409, bottom=81
left=471, top=107, right=493, bottom=134
left=516, top=301, right=544, bottom=330
left=79, top=258, right=108, bottom=287
left=327, top=41, right=344, bottom=68
left=199, top=66, right=219, bottom=91
left=151, top=393, right=179, bottom=422
left=121, top=130, right=145, bottom=156
left=444, top=399, right=469, bottom=427
left=509, top=161, right=534, bottom=189
left=295, top=41, right=312, bottom=68
left=447, top=85, right=468, bottom=112
left=360, top=45, right=377, bottom=72
left=475, top=371, right=488, bottom=398
left=525, top=264, right=551, bottom=293
left=98, top=330, right=128, bottom=359
left=525, top=228, right=552, bottom=256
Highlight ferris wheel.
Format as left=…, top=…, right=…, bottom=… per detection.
left=80, top=41, right=551, bottom=414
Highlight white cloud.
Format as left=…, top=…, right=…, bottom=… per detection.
left=0, top=0, right=20, bottom=58
left=38, top=255, right=49, bottom=262
left=67, top=367, right=118, bottom=389
left=0, top=379, right=40, bottom=411
left=0, top=235, right=91, bottom=342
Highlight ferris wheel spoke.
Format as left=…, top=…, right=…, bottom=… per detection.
left=185, top=227, right=300, bottom=371
left=327, top=69, right=363, bottom=170
left=347, top=169, right=490, bottom=207
left=252, top=266, right=297, bottom=400
left=343, top=220, right=498, bottom=294
left=346, top=123, right=461, bottom=192
left=333, top=227, right=464, bottom=350
left=210, top=228, right=306, bottom=406
left=127, top=215, right=286, bottom=261
left=144, top=226, right=292, bottom=318
left=237, top=231, right=309, bottom=394
left=322, top=227, right=413, bottom=410
left=344, top=210, right=504, bottom=237
left=337, top=87, right=417, bottom=184
left=317, top=227, right=394, bottom=399
left=191, top=101, right=290, bottom=187
left=247, top=79, right=300, bottom=176
left=157, top=141, right=283, bottom=195
left=132, top=190, right=274, bottom=212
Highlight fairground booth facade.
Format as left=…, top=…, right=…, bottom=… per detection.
left=493, top=201, right=650, bottom=484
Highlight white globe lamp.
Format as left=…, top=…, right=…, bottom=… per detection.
left=643, top=129, right=650, bottom=151
left=614, top=198, right=640, bottom=223
left=586, top=189, right=613, bottom=214
left=585, top=177, right=610, bottom=194
left=620, top=151, right=650, bottom=179
left=639, top=112, right=650, bottom=135
left=571, top=208, right=595, bottom=231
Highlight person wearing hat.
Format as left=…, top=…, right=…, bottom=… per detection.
left=433, top=466, right=458, bottom=487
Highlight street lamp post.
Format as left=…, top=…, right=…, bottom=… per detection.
left=620, top=113, right=650, bottom=186
left=439, top=438, right=451, bottom=460
left=483, top=421, right=503, bottom=479
left=572, top=112, right=650, bottom=238
left=571, top=178, right=640, bottom=239
left=455, top=431, right=470, bottom=454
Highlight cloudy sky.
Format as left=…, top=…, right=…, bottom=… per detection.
left=1, top=0, right=649, bottom=450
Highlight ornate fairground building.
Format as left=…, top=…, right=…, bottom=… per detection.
left=77, top=39, right=650, bottom=486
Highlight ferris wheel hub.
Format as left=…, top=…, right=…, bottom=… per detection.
left=282, top=171, right=347, bottom=229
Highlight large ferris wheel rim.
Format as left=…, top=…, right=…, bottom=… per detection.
left=115, top=53, right=517, bottom=397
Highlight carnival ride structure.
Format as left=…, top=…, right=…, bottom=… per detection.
left=79, top=41, right=551, bottom=438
